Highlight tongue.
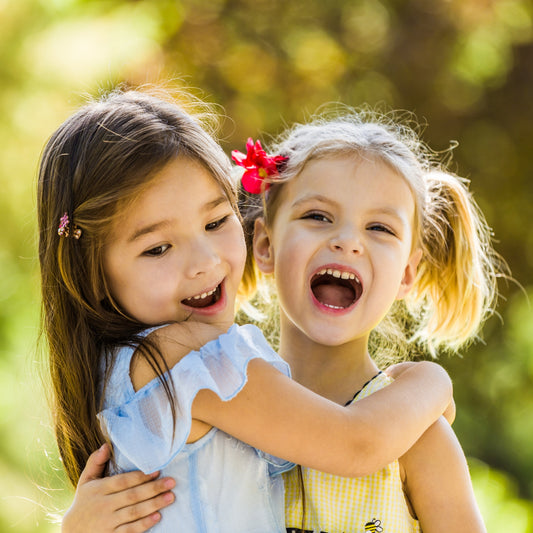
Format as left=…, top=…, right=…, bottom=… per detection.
left=313, top=283, right=354, bottom=308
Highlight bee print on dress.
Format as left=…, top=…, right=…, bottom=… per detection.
left=365, top=518, right=384, bottom=532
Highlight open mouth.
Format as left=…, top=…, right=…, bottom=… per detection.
left=181, top=283, right=222, bottom=309
left=311, top=268, right=362, bottom=310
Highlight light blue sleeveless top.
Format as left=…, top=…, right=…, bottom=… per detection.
left=98, top=324, right=293, bottom=532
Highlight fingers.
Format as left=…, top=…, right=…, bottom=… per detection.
left=115, top=488, right=175, bottom=532
left=78, top=443, right=111, bottom=486
left=115, top=512, right=162, bottom=533
left=85, top=475, right=175, bottom=532
left=104, top=470, right=163, bottom=495
left=67, top=447, right=176, bottom=533
left=116, top=476, right=176, bottom=508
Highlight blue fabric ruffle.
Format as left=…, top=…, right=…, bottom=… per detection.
left=98, top=324, right=290, bottom=473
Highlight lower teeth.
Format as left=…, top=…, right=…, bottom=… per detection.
left=324, top=303, right=345, bottom=310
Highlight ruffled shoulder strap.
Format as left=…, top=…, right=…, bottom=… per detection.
left=98, top=324, right=290, bottom=473
left=101, top=327, right=160, bottom=408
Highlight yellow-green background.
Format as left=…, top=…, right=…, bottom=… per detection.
left=1, top=0, right=532, bottom=531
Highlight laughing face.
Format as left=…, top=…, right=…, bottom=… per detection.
left=103, top=156, right=246, bottom=329
left=254, top=155, right=421, bottom=347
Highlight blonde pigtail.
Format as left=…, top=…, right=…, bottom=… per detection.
left=408, top=170, right=501, bottom=354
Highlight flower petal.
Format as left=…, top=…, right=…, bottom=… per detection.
left=233, top=138, right=286, bottom=194
left=231, top=150, right=247, bottom=166
left=242, top=169, right=270, bottom=194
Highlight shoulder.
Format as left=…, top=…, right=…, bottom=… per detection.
left=101, top=336, right=156, bottom=406
left=131, top=322, right=286, bottom=392
left=130, top=322, right=229, bottom=391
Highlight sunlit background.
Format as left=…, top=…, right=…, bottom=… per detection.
left=1, top=0, right=532, bottom=531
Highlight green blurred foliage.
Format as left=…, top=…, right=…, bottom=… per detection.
left=0, top=0, right=532, bottom=530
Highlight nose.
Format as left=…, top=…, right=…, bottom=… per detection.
left=183, top=237, right=221, bottom=278
left=329, top=226, right=363, bottom=255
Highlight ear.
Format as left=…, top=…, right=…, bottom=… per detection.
left=396, top=248, right=422, bottom=300
left=253, top=217, right=275, bottom=274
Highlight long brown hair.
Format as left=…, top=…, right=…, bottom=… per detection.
left=37, top=87, right=236, bottom=487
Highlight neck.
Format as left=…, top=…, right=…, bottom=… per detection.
left=278, top=316, right=380, bottom=405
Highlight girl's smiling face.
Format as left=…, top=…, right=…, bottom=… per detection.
left=103, top=156, right=246, bottom=329
left=254, top=155, right=422, bottom=347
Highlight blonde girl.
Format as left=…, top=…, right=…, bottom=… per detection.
left=39, top=89, right=452, bottom=532
left=236, top=112, right=501, bottom=532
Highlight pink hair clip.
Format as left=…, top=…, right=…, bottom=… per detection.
left=58, top=212, right=82, bottom=239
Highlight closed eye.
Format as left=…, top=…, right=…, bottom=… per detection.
left=143, top=244, right=170, bottom=256
left=206, top=215, right=229, bottom=231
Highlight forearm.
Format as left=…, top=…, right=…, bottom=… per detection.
left=192, top=359, right=451, bottom=478
left=152, top=326, right=452, bottom=478
left=346, top=361, right=452, bottom=475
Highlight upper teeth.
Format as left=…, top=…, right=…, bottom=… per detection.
left=188, top=287, right=217, bottom=300
left=318, top=268, right=360, bottom=283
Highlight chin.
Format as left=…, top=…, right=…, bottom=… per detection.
left=306, top=329, right=354, bottom=347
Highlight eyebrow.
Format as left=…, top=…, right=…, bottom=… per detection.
left=128, top=221, right=170, bottom=243
left=291, top=194, right=337, bottom=209
left=367, top=206, right=409, bottom=224
left=127, top=194, right=229, bottom=243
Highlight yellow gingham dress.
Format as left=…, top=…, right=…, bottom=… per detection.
left=283, top=372, right=421, bottom=533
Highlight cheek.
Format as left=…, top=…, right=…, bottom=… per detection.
left=273, top=244, right=305, bottom=295
left=225, top=225, right=247, bottom=277
left=103, top=258, right=126, bottom=303
left=235, top=246, right=247, bottom=280
left=278, top=231, right=311, bottom=267
left=218, top=232, right=246, bottom=312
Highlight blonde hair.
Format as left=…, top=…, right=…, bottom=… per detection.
left=240, top=110, right=507, bottom=357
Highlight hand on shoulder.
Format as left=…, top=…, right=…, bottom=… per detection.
left=385, top=361, right=455, bottom=424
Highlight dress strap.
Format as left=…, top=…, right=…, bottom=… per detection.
left=344, top=371, right=383, bottom=406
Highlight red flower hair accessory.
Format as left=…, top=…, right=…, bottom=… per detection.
left=231, top=138, right=287, bottom=194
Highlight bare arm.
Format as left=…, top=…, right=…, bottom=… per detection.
left=134, top=322, right=453, bottom=478
left=386, top=362, right=456, bottom=424
left=191, top=358, right=451, bottom=477
left=68, top=325, right=451, bottom=532
left=62, top=444, right=175, bottom=533
left=400, top=418, right=486, bottom=533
